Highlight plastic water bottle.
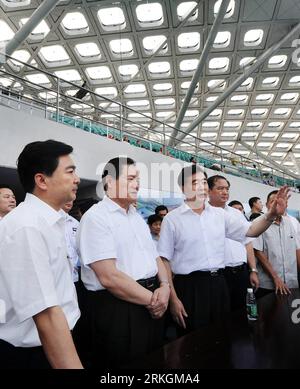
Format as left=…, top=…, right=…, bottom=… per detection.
left=246, top=288, right=258, bottom=321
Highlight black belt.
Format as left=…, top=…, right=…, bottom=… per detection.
left=176, top=269, right=224, bottom=278
left=225, top=263, right=247, bottom=274
left=136, top=275, right=158, bottom=291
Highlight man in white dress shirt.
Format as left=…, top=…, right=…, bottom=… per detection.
left=0, top=186, right=16, bottom=220
left=62, top=201, right=80, bottom=284
left=158, top=164, right=289, bottom=336
left=0, top=140, right=83, bottom=369
left=208, top=175, right=259, bottom=311
left=253, top=190, right=300, bottom=298
left=77, top=157, right=170, bottom=368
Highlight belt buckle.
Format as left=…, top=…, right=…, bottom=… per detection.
left=210, top=270, right=218, bottom=277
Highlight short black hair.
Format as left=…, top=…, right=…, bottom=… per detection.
left=155, top=205, right=168, bottom=214
left=228, top=200, right=243, bottom=208
left=17, top=140, right=73, bottom=193
left=148, top=214, right=162, bottom=225
left=177, top=164, right=207, bottom=188
left=0, top=185, right=13, bottom=191
left=267, top=190, right=278, bottom=204
left=249, top=212, right=262, bottom=221
left=102, top=157, right=135, bottom=191
left=248, top=197, right=261, bottom=209
left=207, top=175, right=230, bottom=190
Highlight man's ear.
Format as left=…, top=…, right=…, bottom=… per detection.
left=34, top=173, right=48, bottom=191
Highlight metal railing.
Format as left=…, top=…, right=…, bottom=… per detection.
left=0, top=53, right=298, bottom=189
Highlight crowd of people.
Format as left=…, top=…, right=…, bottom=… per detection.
left=0, top=139, right=299, bottom=369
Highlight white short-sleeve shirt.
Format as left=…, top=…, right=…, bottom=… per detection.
left=253, top=216, right=299, bottom=289
left=61, top=211, right=80, bottom=282
left=0, top=194, right=80, bottom=347
left=158, top=201, right=250, bottom=274
left=224, top=205, right=250, bottom=267
left=77, top=196, right=159, bottom=291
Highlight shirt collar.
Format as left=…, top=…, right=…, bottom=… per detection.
left=180, top=200, right=210, bottom=214
left=25, top=193, right=64, bottom=226
left=103, top=195, right=136, bottom=215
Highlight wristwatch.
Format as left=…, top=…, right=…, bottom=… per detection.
left=250, top=268, right=258, bottom=273
left=263, top=213, right=277, bottom=223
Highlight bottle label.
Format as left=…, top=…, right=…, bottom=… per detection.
left=247, top=303, right=258, bottom=318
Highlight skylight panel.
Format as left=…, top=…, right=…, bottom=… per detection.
left=61, top=12, right=89, bottom=35
left=261, top=132, right=277, bottom=138
left=282, top=133, right=298, bottom=139
left=0, top=20, right=14, bottom=42
left=206, top=96, right=218, bottom=102
left=213, top=31, right=231, bottom=48
left=289, top=75, right=300, bottom=86
left=207, top=79, right=226, bottom=91
left=202, top=121, right=220, bottom=128
left=185, top=110, right=199, bottom=117
left=230, top=94, right=248, bottom=103
left=127, top=100, right=149, bottom=108
left=247, top=122, right=262, bottom=127
left=224, top=121, right=241, bottom=128
left=74, top=42, right=101, bottom=58
left=136, top=3, right=164, bottom=27
left=148, top=61, right=170, bottom=76
left=276, top=143, right=291, bottom=148
left=39, top=45, right=71, bottom=67
left=209, top=109, right=222, bottom=117
left=251, top=108, right=268, bottom=116
left=155, top=98, right=175, bottom=106
left=156, top=111, right=175, bottom=118
left=179, top=59, right=199, bottom=72
left=94, top=87, right=117, bottom=98
left=239, top=57, right=256, bottom=68
left=20, top=18, right=49, bottom=40
left=124, top=84, right=146, bottom=95
left=209, top=57, right=230, bottom=72
left=273, top=107, right=291, bottom=116
left=0, top=77, right=13, bottom=87
left=153, top=83, right=173, bottom=92
left=25, top=73, right=51, bottom=85
left=97, top=7, right=126, bottom=31
left=262, top=76, right=279, bottom=87
left=256, top=93, right=274, bottom=103
left=109, top=38, right=133, bottom=57
left=214, top=0, right=235, bottom=18
left=271, top=152, right=284, bottom=157
left=8, top=49, right=30, bottom=71
left=55, top=69, right=82, bottom=83
left=86, top=66, right=112, bottom=82
left=1, top=0, right=30, bottom=6
left=268, top=55, right=287, bottom=68
left=244, top=29, right=263, bottom=46
left=143, top=35, right=167, bottom=55
left=239, top=77, right=254, bottom=90
left=268, top=122, right=283, bottom=128
left=177, top=2, right=198, bottom=21
left=289, top=122, right=300, bottom=128
left=181, top=81, right=199, bottom=90
left=219, top=141, right=234, bottom=147
left=221, top=132, right=238, bottom=137
left=118, top=64, right=138, bottom=78
left=227, top=109, right=244, bottom=116
left=280, top=92, right=299, bottom=102
left=201, top=132, right=217, bottom=138
left=257, top=142, right=272, bottom=148
left=178, top=32, right=200, bottom=52
left=241, top=132, right=258, bottom=138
